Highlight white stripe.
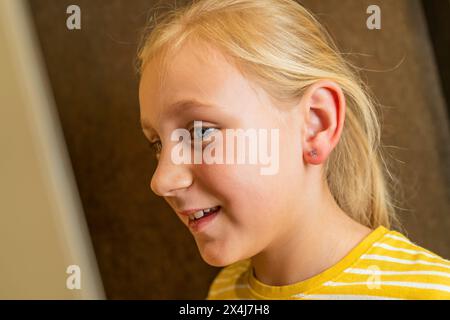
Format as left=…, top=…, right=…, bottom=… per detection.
left=383, top=234, right=450, bottom=262
left=373, top=242, right=443, bottom=260
left=293, top=293, right=402, bottom=300
left=208, top=284, right=250, bottom=296
left=214, top=273, right=243, bottom=283
left=324, top=281, right=450, bottom=293
left=221, top=266, right=248, bottom=274
left=344, top=268, right=450, bottom=278
left=361, top=254, right=450, bottom=269
left=384, top=233, right=412, bottom=244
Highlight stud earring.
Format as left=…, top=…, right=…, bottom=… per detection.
left=309, top=149, right=318, bottom=158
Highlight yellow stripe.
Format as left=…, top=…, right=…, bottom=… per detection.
left=294, top=293, right=403, bottom=300
left=310, top=282, right=450, bottom=299
left=361, top=254, right=450, bottom=269
left=324, top=280, right=450, bottom=294
left=342, top=267, right=450, bottom=282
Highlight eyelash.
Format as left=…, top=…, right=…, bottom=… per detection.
left=147, top=124, right=218, bottom=158
left=148, top=140, right=162, bottom=156
left=188, top=126, right=217, bottom=140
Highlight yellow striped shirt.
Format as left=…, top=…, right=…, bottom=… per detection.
left=207, top=226, right=450, bottom=300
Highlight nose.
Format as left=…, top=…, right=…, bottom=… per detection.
left=150, top=147, right=193, bottom=197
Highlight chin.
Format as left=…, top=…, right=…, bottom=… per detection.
left=197, top=243, right=240, bottom=267
left=202, top=256, right=230, bottom=267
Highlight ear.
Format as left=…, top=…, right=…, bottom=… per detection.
left=300, top=80, right=346, bottom=165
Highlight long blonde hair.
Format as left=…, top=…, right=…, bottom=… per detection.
left=137, top=0, right=401, bottom=229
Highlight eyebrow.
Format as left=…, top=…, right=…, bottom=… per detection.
left=166, top=99, right=218, bottom=116
left=140, top=99, right=219, bottom=131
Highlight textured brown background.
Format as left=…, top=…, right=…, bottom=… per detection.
left=27, top=0, right=449, bottom=299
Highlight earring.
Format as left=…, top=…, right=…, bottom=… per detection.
left=309, top=149, right=318, bottom=158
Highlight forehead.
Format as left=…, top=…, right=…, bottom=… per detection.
left=138, top=40, right=252, bottom=123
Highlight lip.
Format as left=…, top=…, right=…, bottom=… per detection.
left=185, top=207, right=221, bottom=233
left=178, top=205, right=220, bottom=217
left=178, top=208, right=212, bottom=217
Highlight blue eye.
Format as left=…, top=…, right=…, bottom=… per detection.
left=191, top=126, right=217, bottom=140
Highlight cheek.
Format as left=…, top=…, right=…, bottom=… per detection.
left=193, top=163, right=299, bottom=261
left=195, top=163, right=290, bottom=222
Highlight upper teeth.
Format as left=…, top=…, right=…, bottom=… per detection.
left=189, top=206, right=219, bottom=220
left=194, top=210, right=204, bottom=219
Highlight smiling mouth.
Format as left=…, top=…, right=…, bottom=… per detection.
left=188, top=206, right=221, bottom=221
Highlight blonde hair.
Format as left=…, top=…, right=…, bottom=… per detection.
left=137, top=0, right=401, bottom=229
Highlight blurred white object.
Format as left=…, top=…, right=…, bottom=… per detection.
left=0, top=0, right=105, bottom=299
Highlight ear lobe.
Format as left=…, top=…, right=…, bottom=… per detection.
left=304, top=130, right=328, bottom=165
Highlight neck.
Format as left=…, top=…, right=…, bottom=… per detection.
left=250, top=182, right=372, bottom=286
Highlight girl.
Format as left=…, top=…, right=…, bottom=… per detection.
left=137, top=0, right=450, bottom=299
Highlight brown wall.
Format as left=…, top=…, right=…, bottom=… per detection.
left=28, top=0, right=449, bottom=299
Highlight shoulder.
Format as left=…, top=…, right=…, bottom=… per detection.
left=367, top=228, right=450, bottom=266
left=206, top=259, right=251, bottom=300
left=353, top=228, right=450, bottom=299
